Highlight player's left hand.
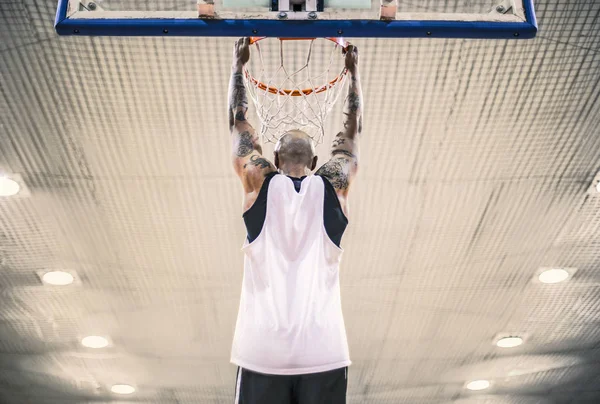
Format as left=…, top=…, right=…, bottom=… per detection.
left=233, top=37, right=251, bottom=67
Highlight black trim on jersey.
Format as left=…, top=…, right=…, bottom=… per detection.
left=243, top=171, right=278, bottom=244
left=320, top=175, right=348, bottom=247
left=242, top=173, right=348, bottom=247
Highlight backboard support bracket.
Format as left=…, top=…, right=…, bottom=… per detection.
left=198, top=1, right=215, bottom=18
left=380, top=0, right=397, bottom=21
left=271, top=1, right=323, bottom=14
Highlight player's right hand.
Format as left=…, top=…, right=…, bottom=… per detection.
left=233, top=37, right=251, bottom=67
left=344, top=44, right=359, bottom=74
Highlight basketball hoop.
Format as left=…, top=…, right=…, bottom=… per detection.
left=243, top=37, right=350, bottom=144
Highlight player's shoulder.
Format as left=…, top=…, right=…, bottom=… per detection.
left=315, top=158, right=353, bottom=193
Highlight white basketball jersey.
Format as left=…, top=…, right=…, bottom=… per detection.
left=231, top=174, right=351, bottom=375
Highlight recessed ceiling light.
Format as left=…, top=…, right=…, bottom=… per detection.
left=111, top=384, right=135, bottom=395
left=0, top=177, right=20, bottom=197
left=596, top=181, right=600, bottom=193
left=81, top=336, right=110, bottom=349
left=538, top=268, right=570, bottom=284
left=42, top=271, right=74, bottom=286
left=466, top=379, right=490, bottom=391
left=496, top=336, right=523, bottom=348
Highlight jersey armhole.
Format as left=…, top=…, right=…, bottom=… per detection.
left=242, top=172, right=278, bottom=245
left=318, top=175, right=349, bottom=224
left=317, top=175, right=349, bottom=250
left=243, top=171, right=278, bottom=218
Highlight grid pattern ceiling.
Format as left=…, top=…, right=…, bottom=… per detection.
left=1, top=1, right=600, bottom=403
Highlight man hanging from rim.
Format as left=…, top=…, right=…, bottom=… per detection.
left=228, top=37, right=363, bottom=404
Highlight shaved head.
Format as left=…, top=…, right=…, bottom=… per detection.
left=274, top=130, right=317, bottom=170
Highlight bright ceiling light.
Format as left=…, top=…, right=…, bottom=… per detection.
left=538, top=268, right=570, bottom=284
left=0, top=177, right=20, bottom=197
left=81, top=336, right=109, bottom=349
left=596, top=181, right=600, bottom=193
left=111, top=384, right=136, bottom=395
left=496, top=336, right=523, bottom=348
left=466, top=379, right=490, bottom=391
left=42, top=271, right=74, bottom=286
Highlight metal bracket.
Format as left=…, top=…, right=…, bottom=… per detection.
left=380, top=0, right=397, bottom=21
left=272, top=1, right=323, bottom=19
left=275, top=0, right=320, bottom=12
left=491, top=1, right=526, bottom=21
left=493, top=0, right=513, bottom=14
left=77, top=0, right=104, bottom=12
left=197, top=0, right=215, bottom=18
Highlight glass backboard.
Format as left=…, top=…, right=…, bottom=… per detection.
left=55, top=0, right=537, bottom=39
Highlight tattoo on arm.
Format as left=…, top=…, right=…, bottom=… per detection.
left=229, top=69, right=262, bottom=156
left=235, top=110, right=246, bottom=121
left=244, top=155, right=274, bottom=170
left=236, top=131, right=254, bottom=157
left=316, top=159, right=350, bottom=190
left=230, top=73, right=247, bottom=109
left=319, top=74, right=361, bottom=192
left=229, top=71, right=249, bottom=129
left=347, top=92, right=361, bottom=114
left=332, top=150, right=356, bottom=159
left=342, top=72, right=363, bottom=136
left=332, top=134, right=346, bottom=148
left=331, top=132, right=356, bottom=159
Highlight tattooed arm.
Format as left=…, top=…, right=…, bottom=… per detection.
left=229, top=38, right=276, bottom=201
left=316, top=44, right=362, bottom=212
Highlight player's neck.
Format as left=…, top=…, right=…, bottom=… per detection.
left=278, top=165, right=309, bottom=178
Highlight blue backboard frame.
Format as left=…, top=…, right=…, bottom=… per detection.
left=54, top=0, right=537, bottom=39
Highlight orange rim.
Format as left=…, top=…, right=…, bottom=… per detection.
left=245, top=37, right=349, bottom=97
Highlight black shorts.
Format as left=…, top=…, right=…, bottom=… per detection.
left=233, top=366, right=348, bottom=404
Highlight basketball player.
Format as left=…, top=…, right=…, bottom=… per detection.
left=228, top=37, right=362, bottom=404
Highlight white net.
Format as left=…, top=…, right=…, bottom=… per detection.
left=243, top=38, right=349, bottom=144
